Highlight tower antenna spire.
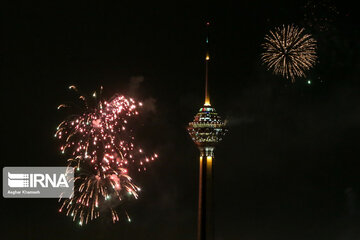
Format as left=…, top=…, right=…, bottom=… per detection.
left=204, top=21, right=211, bottom=106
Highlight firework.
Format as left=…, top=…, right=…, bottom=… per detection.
left=56, top=86, right=158, bottom=225
left=304, top=0, right=339, bottom=32
left=59, top=160, right=138, bottom=225
left=261, top=24, right=317, bottom=82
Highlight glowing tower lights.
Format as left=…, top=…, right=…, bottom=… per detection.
left=187, top=21, right=227, bottom=240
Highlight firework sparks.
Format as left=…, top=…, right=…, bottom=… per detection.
left=59, top=161, right=139, bottom=225
left=261, top=24, right=317, bottom=82
left=304, top=0, right=339, bottom=32
left=56, top=86, right=158, bottom=225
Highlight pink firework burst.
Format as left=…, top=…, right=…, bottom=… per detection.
left=55, top=86, right=158, bottom=225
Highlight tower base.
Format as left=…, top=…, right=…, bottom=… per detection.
left=197, top=147, right=214, bottom=240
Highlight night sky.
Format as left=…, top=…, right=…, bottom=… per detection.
left=2, top=0, right=360, bottom=239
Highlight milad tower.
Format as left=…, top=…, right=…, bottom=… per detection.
left=187, top=22, right=227, bottom=240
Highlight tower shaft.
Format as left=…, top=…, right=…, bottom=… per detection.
left=198, top=147, right=214, bottom=240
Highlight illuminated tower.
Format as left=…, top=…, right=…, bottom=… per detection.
left=187, top=22, right=227, bottom=240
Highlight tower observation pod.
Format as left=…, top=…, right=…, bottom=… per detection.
left=187, top=21, right=227, bottom=240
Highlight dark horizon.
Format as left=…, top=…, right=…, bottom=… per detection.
left=2, top=0, right=360, bottom=239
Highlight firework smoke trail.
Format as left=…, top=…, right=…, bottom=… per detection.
left=56, top=86, right=158, bottom=225
left=261, top=24, right=317, bottom=82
